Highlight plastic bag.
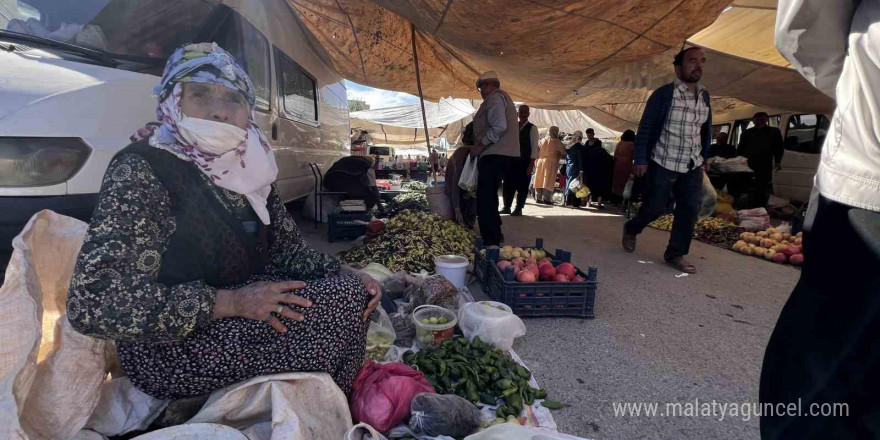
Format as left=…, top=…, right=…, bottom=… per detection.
left=698, top=171, right=717, bottom=218
left=463, top=423, right=582, bottom=440
left=409, top=393, right=482, bottom=437
left=344, top=423, right=390, bottom=440
left=567, top=177, right=581, bottom=192
left=366, top=306, right=397, bottom=362
left=737, top=207, right=771, bottom=230
left=575, top=185, right=590, bottom=199
left=459, top=155, right=478, bottom=193
left=424, top=275, right=460, bottom=310
left=622, top=178, right=634, bottom=200
left=350, top=361, right=435, bottom=433
left=457, top=301, right=526, bottom=351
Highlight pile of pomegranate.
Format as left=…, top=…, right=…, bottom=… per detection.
left=731, top=227, right=804, bottom=266
left=496, top=258, right=585, bottom=283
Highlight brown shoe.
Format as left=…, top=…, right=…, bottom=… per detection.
left=622, top=229, right=637, bottom=253
left=666, top=257, right=697, bottom=274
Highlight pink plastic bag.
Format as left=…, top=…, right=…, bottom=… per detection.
left=350, top=361, right=435, bottom=432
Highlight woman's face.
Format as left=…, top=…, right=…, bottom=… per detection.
left=179, top=82, right=249, bottom=130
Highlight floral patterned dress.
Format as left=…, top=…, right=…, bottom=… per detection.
left=67, top=151, right=368, bottom=400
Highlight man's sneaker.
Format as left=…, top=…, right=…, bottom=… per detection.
left=511, top=208, right=523, bottom=216
left=499, top=207, right=512, bottom=215
left=622, top=227, right=637, bottom=253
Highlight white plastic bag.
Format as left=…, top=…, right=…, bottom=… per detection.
left=457, top=301, right=526, bottom=351
left=463, top=423, right=588, bottom=440
left=622, top=178, right=634, bottom=200
left=567, top=177, right=581, bottom=192
left=344, top=422, right=389, bottom=440
left=737, top=207, right=771, bottom=230
left=459, top=155, right=478, bottom=193
left=366, top=306, right=396, bottom=362
left=698, top=171, right=717, bottom=218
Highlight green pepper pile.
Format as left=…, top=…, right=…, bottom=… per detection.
left=341, top=210, right=474, bottom=273
left=402, top=336, right=548, bottom=419
left=380, top=192, right=430, bottom=218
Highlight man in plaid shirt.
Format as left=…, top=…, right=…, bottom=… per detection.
left=622, top=47, right=712, bottom=274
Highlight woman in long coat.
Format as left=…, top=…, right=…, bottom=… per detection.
left=532, top=126, right=566, bottom=204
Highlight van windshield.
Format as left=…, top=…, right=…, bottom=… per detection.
left=0, top=0, right=222, bottom=70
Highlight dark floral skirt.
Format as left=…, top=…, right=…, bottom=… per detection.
left=117, top=274, right=369, bottom=400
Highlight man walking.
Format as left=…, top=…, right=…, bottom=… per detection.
left=621, top=47, right=712, bottom=274
left=737, top=112, right=784, bottom=199
left=501, top=105, right=539, bottom=216
left=564, top=130, right=585, bottom=207
left=471, top=71, right=519, bottom=246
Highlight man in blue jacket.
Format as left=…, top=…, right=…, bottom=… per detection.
left=622, top=47, right=711, bottom=274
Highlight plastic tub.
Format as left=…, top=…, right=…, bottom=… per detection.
left=412, top=305, right=457, bottom=347
left=434, top=255, right=468, bottom=289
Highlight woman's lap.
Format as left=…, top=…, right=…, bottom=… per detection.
left=117, top=274, right=369, bottom=400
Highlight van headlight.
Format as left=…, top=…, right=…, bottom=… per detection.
left=0, top=138, right=91, bottom=187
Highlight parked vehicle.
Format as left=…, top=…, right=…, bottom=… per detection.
left=0, top=0, right=350, bottom=253
left=711, top=112, right=830, bottom=202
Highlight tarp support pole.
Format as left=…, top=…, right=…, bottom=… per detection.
left=411, top=23, right=436, bottom=184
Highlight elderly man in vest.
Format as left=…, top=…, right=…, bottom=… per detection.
left=501, top=104, right=539, bottom=216
left=471, top=71, right=519, bottom=246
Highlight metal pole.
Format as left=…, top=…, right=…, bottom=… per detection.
left=411, top=23, right=436, bottom=184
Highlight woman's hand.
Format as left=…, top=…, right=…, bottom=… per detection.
left=342, top=266, right=383, bottom=321
left=214, top=281, right=311, bottom=333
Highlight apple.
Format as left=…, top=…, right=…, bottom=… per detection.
left=761, top=239, right=775, bottom=248
left=789, top=254, right=804, bottom=265
left=753, top=247, right=767, bottom=257
left=539, top=258, right=552, bottom=266
left=539, top=264, right=557, bottom=281
left=764, top=249, right=777, bottom=261
left=740, top=246, right=753, bottom=256
left=556, top=262, right=577, bottom=278
left=773, top=253, right=788, bottom=264
left=525, top=257, right=537, bottom=266
left=497, top=260, right=512, bottom=271
left=526, top=264, right=540, bottom=278
left=571, top=276, right=586, bottom=282
left=516, top=270, right=536, bottom=283
left=553, top=273, right=571, bottom=282
left=782, top=245, right=799, bottom=256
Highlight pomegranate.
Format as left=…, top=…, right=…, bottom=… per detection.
left=512, top=258, right=525, bottom=268
left=497, top=260, right=512, bottom=271
left=538, top=264, right=557, bottom=281
left=526, top=264, right=540, bottom=278
left=516, top=270, right=536, bottom=283
left=571, top=276, right=586, bottom=282
left=539, top=258, right=552, bottom=266
left=782, top=245, right=799, bottom=256
left=553, top=273, right=571, bottom=282
left=773, top=253, right=788, bottom=264
left=525, top=257, right=537, bottom=266
left=789, top=253, right=804, bottom=265
left=556, top=262, right=577, bottom=278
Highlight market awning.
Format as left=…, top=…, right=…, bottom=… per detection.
left=287, top=0, right=834, bottom=124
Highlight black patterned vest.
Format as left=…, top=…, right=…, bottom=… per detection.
left=114, top=141, right=270, bottom=288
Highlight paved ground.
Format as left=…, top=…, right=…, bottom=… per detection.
left=305, top=199, right=800, bottom=440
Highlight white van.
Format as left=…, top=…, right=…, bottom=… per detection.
left=0, top=0, right=350, bottom=252
left=711, top=112, right=830, bottom=202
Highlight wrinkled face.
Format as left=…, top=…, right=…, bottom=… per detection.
left=754, top=114, right=768, bottom=128
left=518, top=105, right=530, bottom=123
left=675, top=48, right=706, bottom=84
left=179, top=82, right=249, bottom=130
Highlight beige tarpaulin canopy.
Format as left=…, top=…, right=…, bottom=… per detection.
left=349, top=98, right=474, bottom=148
left=287, top=0, right=833, bottom=125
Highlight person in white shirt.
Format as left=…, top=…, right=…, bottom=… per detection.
left=500, top=104, right=539, bottom=216
left=760, top=2, right=880, bottom=439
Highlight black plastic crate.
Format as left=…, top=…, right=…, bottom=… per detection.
left=486, top=251, right=597, bottom=319
left=473, top=238, right=565, bottom=284
left=327, top=212, right=372, bottom=243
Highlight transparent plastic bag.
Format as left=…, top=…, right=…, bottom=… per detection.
left=408, top=393, right=482, bottom=437
left=459, top=155, right=478, bottom=193
left=457, top=301, right=526, bottom=351
left=366, top=306, right=396, bottom=362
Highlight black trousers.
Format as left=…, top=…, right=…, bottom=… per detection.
left=760, top=196, right=880, bottom=439
left=502, top=158, right=531, bottom=210
left=624, top=161, right=703, bottom=261
left=477, top=155, right=510, bottom=246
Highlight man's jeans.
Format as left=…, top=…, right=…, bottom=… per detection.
left=624, top=161, right=703, bottom=260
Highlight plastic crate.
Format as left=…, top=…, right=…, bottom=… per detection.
left=327, top=212, right=372, bottom=242
left=473, top=238, right=565, bottom=284
left=486, top=251, right=597, bottom=319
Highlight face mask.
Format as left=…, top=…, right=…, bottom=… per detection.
left=177, top=114, right=247, bottom=156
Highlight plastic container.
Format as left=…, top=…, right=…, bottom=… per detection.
left=328, top=212, right=372, bottom=242
left=434, top=255, right=468, bottom=289
left=412, top=305, right=457, bottom=347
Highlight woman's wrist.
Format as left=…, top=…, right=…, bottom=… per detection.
left=213, top=289, right=237, bottom=319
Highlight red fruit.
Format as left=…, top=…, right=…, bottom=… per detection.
left=556, top=262, right=576, bottom=278
left=497, top=260, right=512, bottom=270
left=773, top=252, right=788, bottom=264
left=782, top=246, right=799, bottom=256
left=525, top=257, right=537, bottom=266
left=539, top=258, right=552, bottom=266
left=553, top=273, right=570, bottom=282
left=571, top=276, right=586, bottom=282
left=538, top=264, right=557, bottom=281
left=512, top=259, right=525, bottom=268
left=516, top=270, right=536, bottom=283
left=366, top=220, right=385, bottom=234
left=526, top=264, right=540, bottom=277
left=789, top=253, right=804, bottom=266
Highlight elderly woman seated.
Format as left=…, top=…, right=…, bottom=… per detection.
left=67, top=43, right=380, bottom=400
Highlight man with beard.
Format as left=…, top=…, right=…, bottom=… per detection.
left=621, top=47, right=712, bottom=274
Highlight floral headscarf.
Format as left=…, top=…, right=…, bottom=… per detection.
left=133, top=42, right=278, bottom=224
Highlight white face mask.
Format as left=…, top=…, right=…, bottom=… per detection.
left=177, top=115, right=247, bottom=156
